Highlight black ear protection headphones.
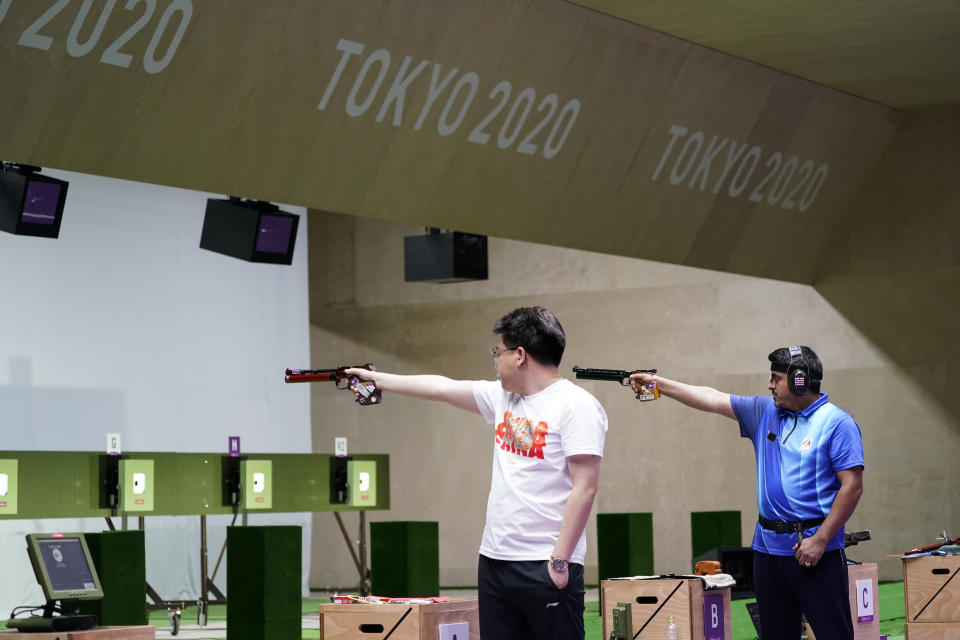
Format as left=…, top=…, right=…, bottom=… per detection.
left=786, top=345, right=810, bottom=396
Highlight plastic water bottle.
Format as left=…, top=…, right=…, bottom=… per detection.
left=664, top=615, right=679, bottom=640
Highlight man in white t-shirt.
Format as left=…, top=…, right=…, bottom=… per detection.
left=346, top=306, right=607, bottom=640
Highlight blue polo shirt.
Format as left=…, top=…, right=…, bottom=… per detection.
left=730, top=393, right=864, bottom=556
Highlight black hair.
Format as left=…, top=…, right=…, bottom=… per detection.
left=491, top=306, right=566, bottom=367
left=768, top=345, right=823, bottom=393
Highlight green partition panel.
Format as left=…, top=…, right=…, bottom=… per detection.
left=370, top=521, right=439, bottom=597
left=597, top=512, right=654, bottom=580
left=227, top=526, right=301, bottom=640
left=0, top=451, right=390, bottom=518
left=71, top=530, right=147, bottom=626
left=690, top=510, right=742, bottom=559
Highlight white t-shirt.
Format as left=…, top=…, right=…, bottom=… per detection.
left=472, top=378, right=607, bottom=564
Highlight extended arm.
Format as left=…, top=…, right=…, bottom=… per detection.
left=343, top=368, right=481, bottom=414
left=795, top=465, right=864, bottom=566
left=630, top=372, right=736, bottom=419
left=548, top=454, right=601, bottom=589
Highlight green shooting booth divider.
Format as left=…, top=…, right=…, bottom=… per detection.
left=72, top=530, right=148, bottom=626
left=370, top=521, right=439, bottom=597
left=690, top=510, right=742, bottom=559
left=596, top=512, right=654, bottom=580
left=690, top=510, right=756, bottom=598
left=227, top=526, right=302, bottom=640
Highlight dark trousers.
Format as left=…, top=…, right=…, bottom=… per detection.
left=753, top=549, right=854, bottom=640
left=478, top=554, right=585, bottom=640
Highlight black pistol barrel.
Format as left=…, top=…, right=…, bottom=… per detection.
left=571, top=366, right=631, bottom=382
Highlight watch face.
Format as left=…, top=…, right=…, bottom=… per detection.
left=551, top=558, right=566, bottom=572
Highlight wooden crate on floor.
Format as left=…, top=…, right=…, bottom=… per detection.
left=319, top=600, right=479, bottom=640
left=600, top=577, right=732, bottom=640
left=806, top=563, right=879, bottom=640
left=903, top=555, right=960, bottom=623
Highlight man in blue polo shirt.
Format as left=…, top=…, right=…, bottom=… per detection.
left=630, top=346, right=864, bottom=639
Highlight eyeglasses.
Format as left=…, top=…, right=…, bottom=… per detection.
left=489, top=346, right=520, bottom=359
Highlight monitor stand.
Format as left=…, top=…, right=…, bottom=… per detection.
left=5, top=600, right=97, bottom=633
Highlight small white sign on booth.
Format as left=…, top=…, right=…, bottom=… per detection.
left=855, top=579, right=875, bottom=623
left=439, top=622, right=470, bottom=640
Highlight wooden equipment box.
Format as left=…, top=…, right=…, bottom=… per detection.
left=903, top=556, right=960, bottom=623
left=600, top=577, right=732, bottom=639
left=806, top=563, right=880, bottom=640
left=319, top=600, right=479, bottom=640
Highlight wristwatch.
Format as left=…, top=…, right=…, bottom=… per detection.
left=549, top=556, right=568, bottom=573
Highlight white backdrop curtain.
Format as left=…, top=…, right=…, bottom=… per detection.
left=0, top=170, right=312, bottom=616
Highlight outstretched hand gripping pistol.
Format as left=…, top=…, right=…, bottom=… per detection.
left=572, top=366, right=660, bottom=400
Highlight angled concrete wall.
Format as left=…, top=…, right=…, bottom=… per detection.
left=306, top=178, right=955, bottom=589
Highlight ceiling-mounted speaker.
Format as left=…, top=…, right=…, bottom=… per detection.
left=403, top=229, right=488, bottom=283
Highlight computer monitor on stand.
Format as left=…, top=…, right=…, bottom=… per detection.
left=5, top=533, right=103, bottom=632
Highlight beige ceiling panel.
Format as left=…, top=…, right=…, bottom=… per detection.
left=0, top=0, right=898, bottom=282
left=568, top=0, right=960, bottom=108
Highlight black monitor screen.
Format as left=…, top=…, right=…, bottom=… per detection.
left=255, top=213, right=294, bottom=254
left=21, top=179, right=62, bottom=225
left=37, top=538, right=97, bottom=592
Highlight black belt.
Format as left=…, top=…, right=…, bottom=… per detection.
left=758, top=515, right=825, bottom=534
